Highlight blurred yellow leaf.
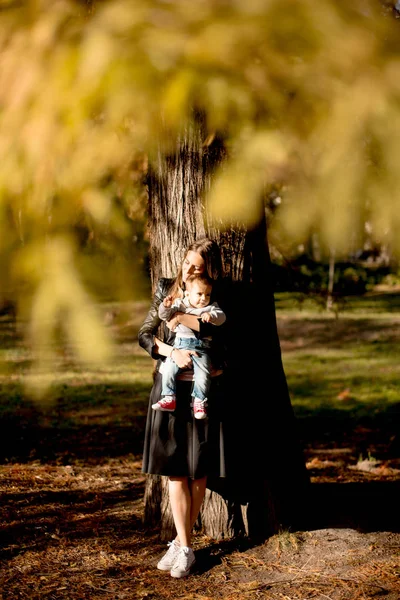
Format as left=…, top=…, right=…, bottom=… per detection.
left=1, top=0, right=400, bottom=386
left=207, top=132, right=287, bottom=228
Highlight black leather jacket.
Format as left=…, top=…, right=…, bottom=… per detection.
left=138, top=277, right=226, bottom=372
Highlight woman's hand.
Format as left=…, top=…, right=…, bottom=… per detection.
left=172, top=348, right=199, bottom=369
left=167, top=312, right=184, bottom=331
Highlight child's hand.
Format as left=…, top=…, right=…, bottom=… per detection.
left=163, top=295, right=173, bottom=307
left=201, top=313, right=212, bottom=323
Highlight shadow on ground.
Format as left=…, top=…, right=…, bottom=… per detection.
left=306, top=480, right=400, bottom=533
left=0, top=382, right=148, bottom=463
left=0, top=479, right=146, bottom=562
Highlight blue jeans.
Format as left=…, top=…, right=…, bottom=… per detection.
left=162, top=337, right=212, bottom=401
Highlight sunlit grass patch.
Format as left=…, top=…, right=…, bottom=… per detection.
left=283, top=341, right=400, bottom=417
left=1, top=296, right=400, bottom=462
left=275, top=290, right=400, bottom=316
left=275, top=301, right=400, bottom=454
left=0, top=307, right=154, bottom=437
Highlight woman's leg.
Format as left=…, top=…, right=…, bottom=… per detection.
left=169, top=475, right=207, bottom=547
left=189, top=476, right=207, bottom=529
left=169, top=476, right=191, bottom=547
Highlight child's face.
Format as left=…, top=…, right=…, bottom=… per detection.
left=185, top=281, right=212, bottom=309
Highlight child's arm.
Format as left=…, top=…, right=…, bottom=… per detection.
left=158, top=300, right=177, bottom=321
left=201, top=302, right=226, bottom=325
left=163, top=295, right=174, bottom=308
left=166, top=300, right=200, bottom=332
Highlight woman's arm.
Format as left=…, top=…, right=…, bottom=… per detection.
left=152, top=336, right=173, bottom=357
left=138, top=279, right=169, bottom=359
left=154, top=334, right=197, bottom=368
left=167, top=312, right=200, bottom=332
left=138, top=279, right=197, bottom=369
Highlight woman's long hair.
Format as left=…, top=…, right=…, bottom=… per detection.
left=169, top=238, right=223, bottom=299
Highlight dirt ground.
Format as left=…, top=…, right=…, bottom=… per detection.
left=1, top=454, right=399, bottom=600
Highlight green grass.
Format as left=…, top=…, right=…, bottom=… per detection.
left=275, top=294, right=400, bottom=446
left=275, top=289, right=400, bottom=316
left=0, top=303, right=154, bottom=435
left=0, top=292, right=399, bottom=461
left=284, top=346, right=400, bottom=417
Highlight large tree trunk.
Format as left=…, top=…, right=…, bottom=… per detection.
left=144, top=114, right=309, bottom=541
left=147, top=118, right=226, bottom=285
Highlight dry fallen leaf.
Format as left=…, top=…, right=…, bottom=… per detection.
left=337, top=388, right=352, bottom=401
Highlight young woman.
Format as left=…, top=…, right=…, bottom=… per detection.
left=138, top=238, right=226, bottom=579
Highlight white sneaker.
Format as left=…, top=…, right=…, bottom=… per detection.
left=157, top=540, right=180, bottom=571
left=170, top=546, right=196, bottom=578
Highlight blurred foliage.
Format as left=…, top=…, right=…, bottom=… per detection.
left=1, top=0, right=400, bottom=389
left=271, top=256, right=392, bottom=297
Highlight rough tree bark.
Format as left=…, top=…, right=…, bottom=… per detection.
left=143, top=114, right=309, bottom=541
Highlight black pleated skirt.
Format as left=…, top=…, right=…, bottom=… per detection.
left=141, top=371, right=226, bottom=480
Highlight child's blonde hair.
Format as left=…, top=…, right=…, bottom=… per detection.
left=185, top=274, right=213, bottom=290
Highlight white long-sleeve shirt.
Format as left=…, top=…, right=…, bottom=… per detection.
left=158, top=297, right=226, bottom=339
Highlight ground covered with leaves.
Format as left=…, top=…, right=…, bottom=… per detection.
left=1, top=457, right=399, bottom=600
left=1, top=295, right=399, bottom=599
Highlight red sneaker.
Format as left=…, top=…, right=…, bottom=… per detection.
left=152, top=396, right=176, bottom=412
left=192, top=398, right=207, bottom=420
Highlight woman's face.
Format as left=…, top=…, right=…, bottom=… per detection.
left=182, top=251, right=205, bottom=283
